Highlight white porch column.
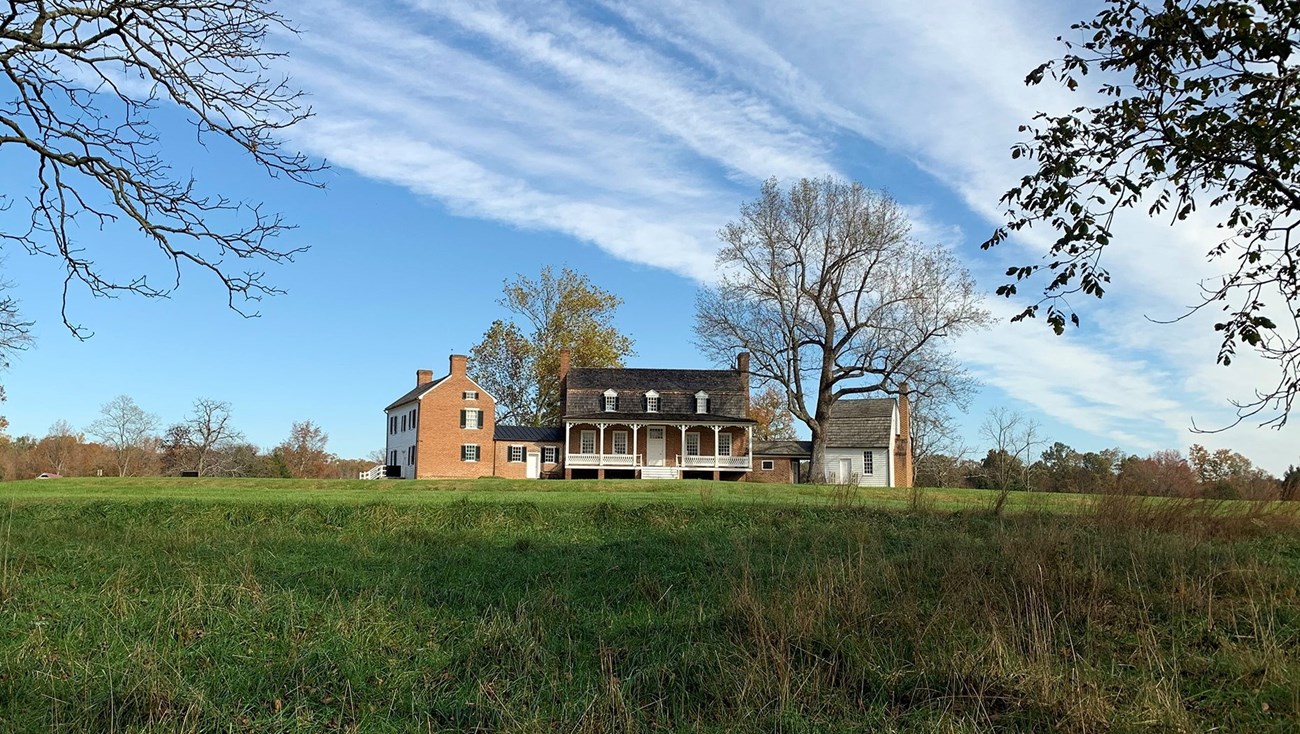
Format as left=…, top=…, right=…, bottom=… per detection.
left=597, top=423, right=607, bottom=466
left=564, top=421, right=571, bottom=463
left=747, top=425, right=753, bottom=469
left=630, top=424, right=641, bottom=466
left=712, top=425, right=721, bottom=469
left=679, top=424, right=688, bottom=467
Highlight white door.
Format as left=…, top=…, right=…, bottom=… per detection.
left=526, top=453, right=540, bottom=479
left=838, top=458, right=853, bottom=484
left=647, top=427, right=665, bottom=466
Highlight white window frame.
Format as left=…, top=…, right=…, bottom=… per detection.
left=580, top=430, right=596, bottom=454
left=463, top=390, right=478, bottom=400
left=695, top=391, right=709, bottom=414
left=612, top=431, right=629, bottom=455
left=464, top=409, right=481, bottom=430
left=508, top=445, right=525, bottom=463
left=542, top=446, right=558, bottom=464
left=685, top=432, right=701, bottom=456
left=761, top=459, right=775, bottom=471
left=645, top=390, right=660, bottom=413
left=863, top=450, right=874, bottom=474
left=462, top=444, right=479, bottom=462
left=603, top=389, right=618, bottom=412
left=717, top=432, right=732, bottom=457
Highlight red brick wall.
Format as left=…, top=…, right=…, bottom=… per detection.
left=415, top=355, right=496, bottom=479
left=491, top=441, right=563, bottom=479
left=748, top=457, right=796, bottom=483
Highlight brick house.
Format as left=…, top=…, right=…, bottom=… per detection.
left=377, top=352, right=910, bottom=485
left=559, top=351, right=756, bottom=480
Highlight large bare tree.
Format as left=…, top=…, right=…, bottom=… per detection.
left=1, top=1, right=322, bottom=337
left=695, top=178, right=990, bottom=479
left=167, top=397, right=242, bottom=476
left=87, top=394, right=158, bottom=476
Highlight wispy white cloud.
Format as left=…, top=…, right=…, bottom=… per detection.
left=273, top=0, right=1295, bottom=471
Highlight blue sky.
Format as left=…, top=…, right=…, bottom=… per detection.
left=1, top=0, right=1296, bottom=472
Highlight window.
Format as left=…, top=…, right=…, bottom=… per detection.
left=390, top=450, right=397, bottom=466
left=543, top=446, right=558, bottom=463
left=695, top=391, right=709, bottom=414
left=603, top=389, right=618, bottom=412
left=508, top=445, right=525, bottom=463
left=685, top=432, right=700, bottom=456
left=407, top=446, right=415, bottom=465
left=463, top=390, right=478, bottom=400
left=461, top=409, right=482, bottom=430
left=761, top=459, right=775, bottom=471
left=645, top=390, right=660, bottom=412
left=580, top=430, right=596, bottom=454
left=863, top=451, right=874, bottom=474
left=400, top=414, right=407, bottom=432
left=717, top=432, right=732, bottom=456
left=612, top=431, right=629, bottom=455
left=461, top=444, right=479, bottom=462
left=409, top=408, right=416, bottom=426
left=389, top=416, right=397, bottom=434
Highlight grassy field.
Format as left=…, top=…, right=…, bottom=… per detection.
left=0, top=478, right=1297, bottom=732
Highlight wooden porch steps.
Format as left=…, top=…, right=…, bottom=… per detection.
left=640, top=467, right=680, bottom=480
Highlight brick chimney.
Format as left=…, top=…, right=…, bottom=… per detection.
left=895, top=382, right=913, bottom=488
left=558, top=349, right=571, bottom=418
left=416, top=369, right=433, bottom=386
left=737, top=352, right=751, bottom=414
left=449, top=354, right=468, bottom=377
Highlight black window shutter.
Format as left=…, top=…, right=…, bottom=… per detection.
left=478, top=409, right=485, bottom=427
left=460, top=409, right=466, bottom=428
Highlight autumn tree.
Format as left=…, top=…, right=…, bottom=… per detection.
left=1117, top=449, right=1200, bottom=497
left=275, top=420, right=332, bottom=478
left=1, top=2, right=322, bottom=340
left=695, top=178, right=990, bottom=479
left=31, top=420, right=83, bottom=476
left=748, top=385, right=797, bottom=441
left=87, top=395, right=159, bottom=477
left=987, top=0, right=1300, bottom=426
left=470, top=267, right=634, bottom=426
left=1188, top=443, right=1275, bottom=499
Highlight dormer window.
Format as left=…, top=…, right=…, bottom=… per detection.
left=603, top=389, right=619, bottom=412
left=645, top=390, right=660, bottom=413
left=695, top=391, right=710, bottom=414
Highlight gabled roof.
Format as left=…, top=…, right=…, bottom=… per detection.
left=567, top=367, right=739, bottom=392
left=384, top=377, right=445, bottom=411
left=825, top=398, right=896, bottom=448
left=494, top=425, right=564, bottom=442
left=753, top=440, right=812, bottom=457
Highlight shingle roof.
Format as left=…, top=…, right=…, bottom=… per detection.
left=567, top=367, right=739, bottom=392
left=753, top=440, right=812, bottom=457
left=494, top=425, right=564, bottom=442
left=825, top=398, right=896, bottom=448
left=564, top=412, right=756, bottom=424
left=384, top=377, right=444, bottom=411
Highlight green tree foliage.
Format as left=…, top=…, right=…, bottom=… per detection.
left=471, top=267, right=634, bottom=426
left=1188, top=443, right=1275, bottom=499
left=986, top=0, right=1300, bottom=426
left=696, top=178, right=989, bottom=480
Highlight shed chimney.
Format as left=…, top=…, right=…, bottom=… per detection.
left=559, top=349, right=571, bottom=383
left=737, top=352, right=751, bottom=415
left=416, top=369, right=433, bottom=386
left=449, top=354, right=468, bottom=377
left=895, top=383, right=913, bottom=488
left=558, top=349, right=571, bottom=418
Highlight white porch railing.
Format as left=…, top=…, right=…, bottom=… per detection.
left=359, top=464, right=386, bottom=480
left=679, top=455, right=752, bottom=470
left=566, top=453, right=642, bottom=468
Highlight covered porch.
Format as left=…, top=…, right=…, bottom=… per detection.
left=563, top=420, right=753, bottom=478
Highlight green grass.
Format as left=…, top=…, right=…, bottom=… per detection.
left=0, top=478, right=1297, bottom=732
